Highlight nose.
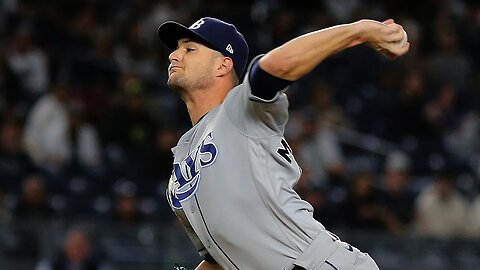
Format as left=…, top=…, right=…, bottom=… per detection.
left=169, top=49, right=180, bottom=63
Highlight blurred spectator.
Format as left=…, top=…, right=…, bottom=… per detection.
left=269, top=9, right=297, bottom=46
left=5, top=23, right=49, bottom=105
left=114, top=20, right=151, bottom=74
left=0, top=118, right=37, bottom=192
left=0, top=189, right=10, bottom=223
left=111, top=193, right=145, bottom=228
left=297, top=185, right=345, bottom=230
left=324, top=0, right=361, bottom=22
left=35, top=227, right=110, bottom=270
left=385, top=69, right=436, bottom=142
left=380, top=151, right=416, bottom=235
left=13, top=174, right=54, bottom=221
left=428, top=19, right=471, bottom=91
left=415, top=171, right=468, bottom=239
left=464, top=3, right=480, bottom=67
left=23, top=81, right=71, bottom=174
left=139, top=0, right=192, bottom=45
left=465, top=194, right=480, bottom=238
left=67, top=4, right=97, bottom=56
left=301, top=187, right=326, bottom=219
left=289, top=110, right=346, bottom=187
left=0, top=48, right=21, bottom=111
left=342, top=169, right=386, bottom=231
left=444, top=112, right=480, bottom=163
left=100, top=73, right=156, bottom=178
left=66, top=102, right=103, bottom=174
left=424, top=84, right=459, bottom=137
left=101, top=73, right=155, bottom=149
left=140, top=127, right=178, bottom=185
left=80, top=82, right=111, bottom=127
left=309, top=80, right=351, bottom=130
left=23, top=80, right=102, bottom=178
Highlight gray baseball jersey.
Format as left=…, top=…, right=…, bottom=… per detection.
left=166, top=56, right=378, bottom=270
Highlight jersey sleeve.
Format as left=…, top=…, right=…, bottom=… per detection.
left=249, top=57, right=293, bottom=101
left=223, top=55, right=291, bottom=136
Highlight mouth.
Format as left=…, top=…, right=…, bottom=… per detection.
left=168, top=65, right=182, bottom=75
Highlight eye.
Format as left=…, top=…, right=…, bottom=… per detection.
left=186, top=48, right=195, bottom=52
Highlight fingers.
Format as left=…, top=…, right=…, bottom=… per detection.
left=385, top=24, right=406, bottom=44
left=363, top=19, right=410, bottom=59
left=382, top=19, right=395, bottom=25
left=380, top=41, right=411, bottom=59
left=392, top=42, right=410, bottom=58
left=376, top=22, right=408, bottom=47
left=399, top=42, right=411, bottom=55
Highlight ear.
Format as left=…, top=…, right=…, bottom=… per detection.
left=215, top=57, right=234, bottom=77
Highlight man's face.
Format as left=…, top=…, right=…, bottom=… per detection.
left=65, top=230, right=89, bottom=263
left=167, top=38, right=220, bottom=92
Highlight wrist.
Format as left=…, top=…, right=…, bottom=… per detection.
left=346, top=20, right=369, bottom=47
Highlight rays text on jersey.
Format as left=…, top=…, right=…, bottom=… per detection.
left=168, top=132, right=218, bottom=208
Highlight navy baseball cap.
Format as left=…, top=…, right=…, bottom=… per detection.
left=158, top=17, right=249, bottom=77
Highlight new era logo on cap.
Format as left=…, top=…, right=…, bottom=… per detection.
left=226, top=44, right=234, bottom=54
left=158, top=17, right=249, bottom=77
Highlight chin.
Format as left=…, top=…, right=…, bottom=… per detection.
left=167, top=79, right=186, bottom=93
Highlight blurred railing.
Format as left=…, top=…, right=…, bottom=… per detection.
left=0, top=220, right=479, bottom=270
left=339, top=229, right=480, bottom=270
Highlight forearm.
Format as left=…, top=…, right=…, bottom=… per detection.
left=194, top=260, right=223, bottom=270
left=259, top=19, right=407, bottom=81
left=259, top=22, right=363, bottom=81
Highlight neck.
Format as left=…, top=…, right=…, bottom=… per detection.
left=182, top=84, right=231, bottom=125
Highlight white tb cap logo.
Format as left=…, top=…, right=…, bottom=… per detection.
left=189, top=19, right=205, bottom=29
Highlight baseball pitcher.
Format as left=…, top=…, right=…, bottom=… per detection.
left=158, top=16, right=409, bottom=270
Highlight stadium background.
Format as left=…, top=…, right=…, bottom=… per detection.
left=0, top=0, right=479, bottom=269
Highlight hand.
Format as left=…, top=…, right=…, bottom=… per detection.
left=356, top=19, right=410, bottom=59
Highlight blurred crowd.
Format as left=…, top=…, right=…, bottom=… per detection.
left=0, top=1, right=480, bottom=260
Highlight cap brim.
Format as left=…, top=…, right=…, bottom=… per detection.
left=157, top=21, right=216, bottom=51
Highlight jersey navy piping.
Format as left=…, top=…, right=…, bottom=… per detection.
left=325, top=260, right=339, bottom=270
left=248, top=91, right=287, bottom=104
left=185, top=111, right=211, bottom=143
left=194, top=195, right=240, bottom=269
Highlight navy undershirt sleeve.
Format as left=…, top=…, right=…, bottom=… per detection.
left=248, top=58, right=293, bottom=101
